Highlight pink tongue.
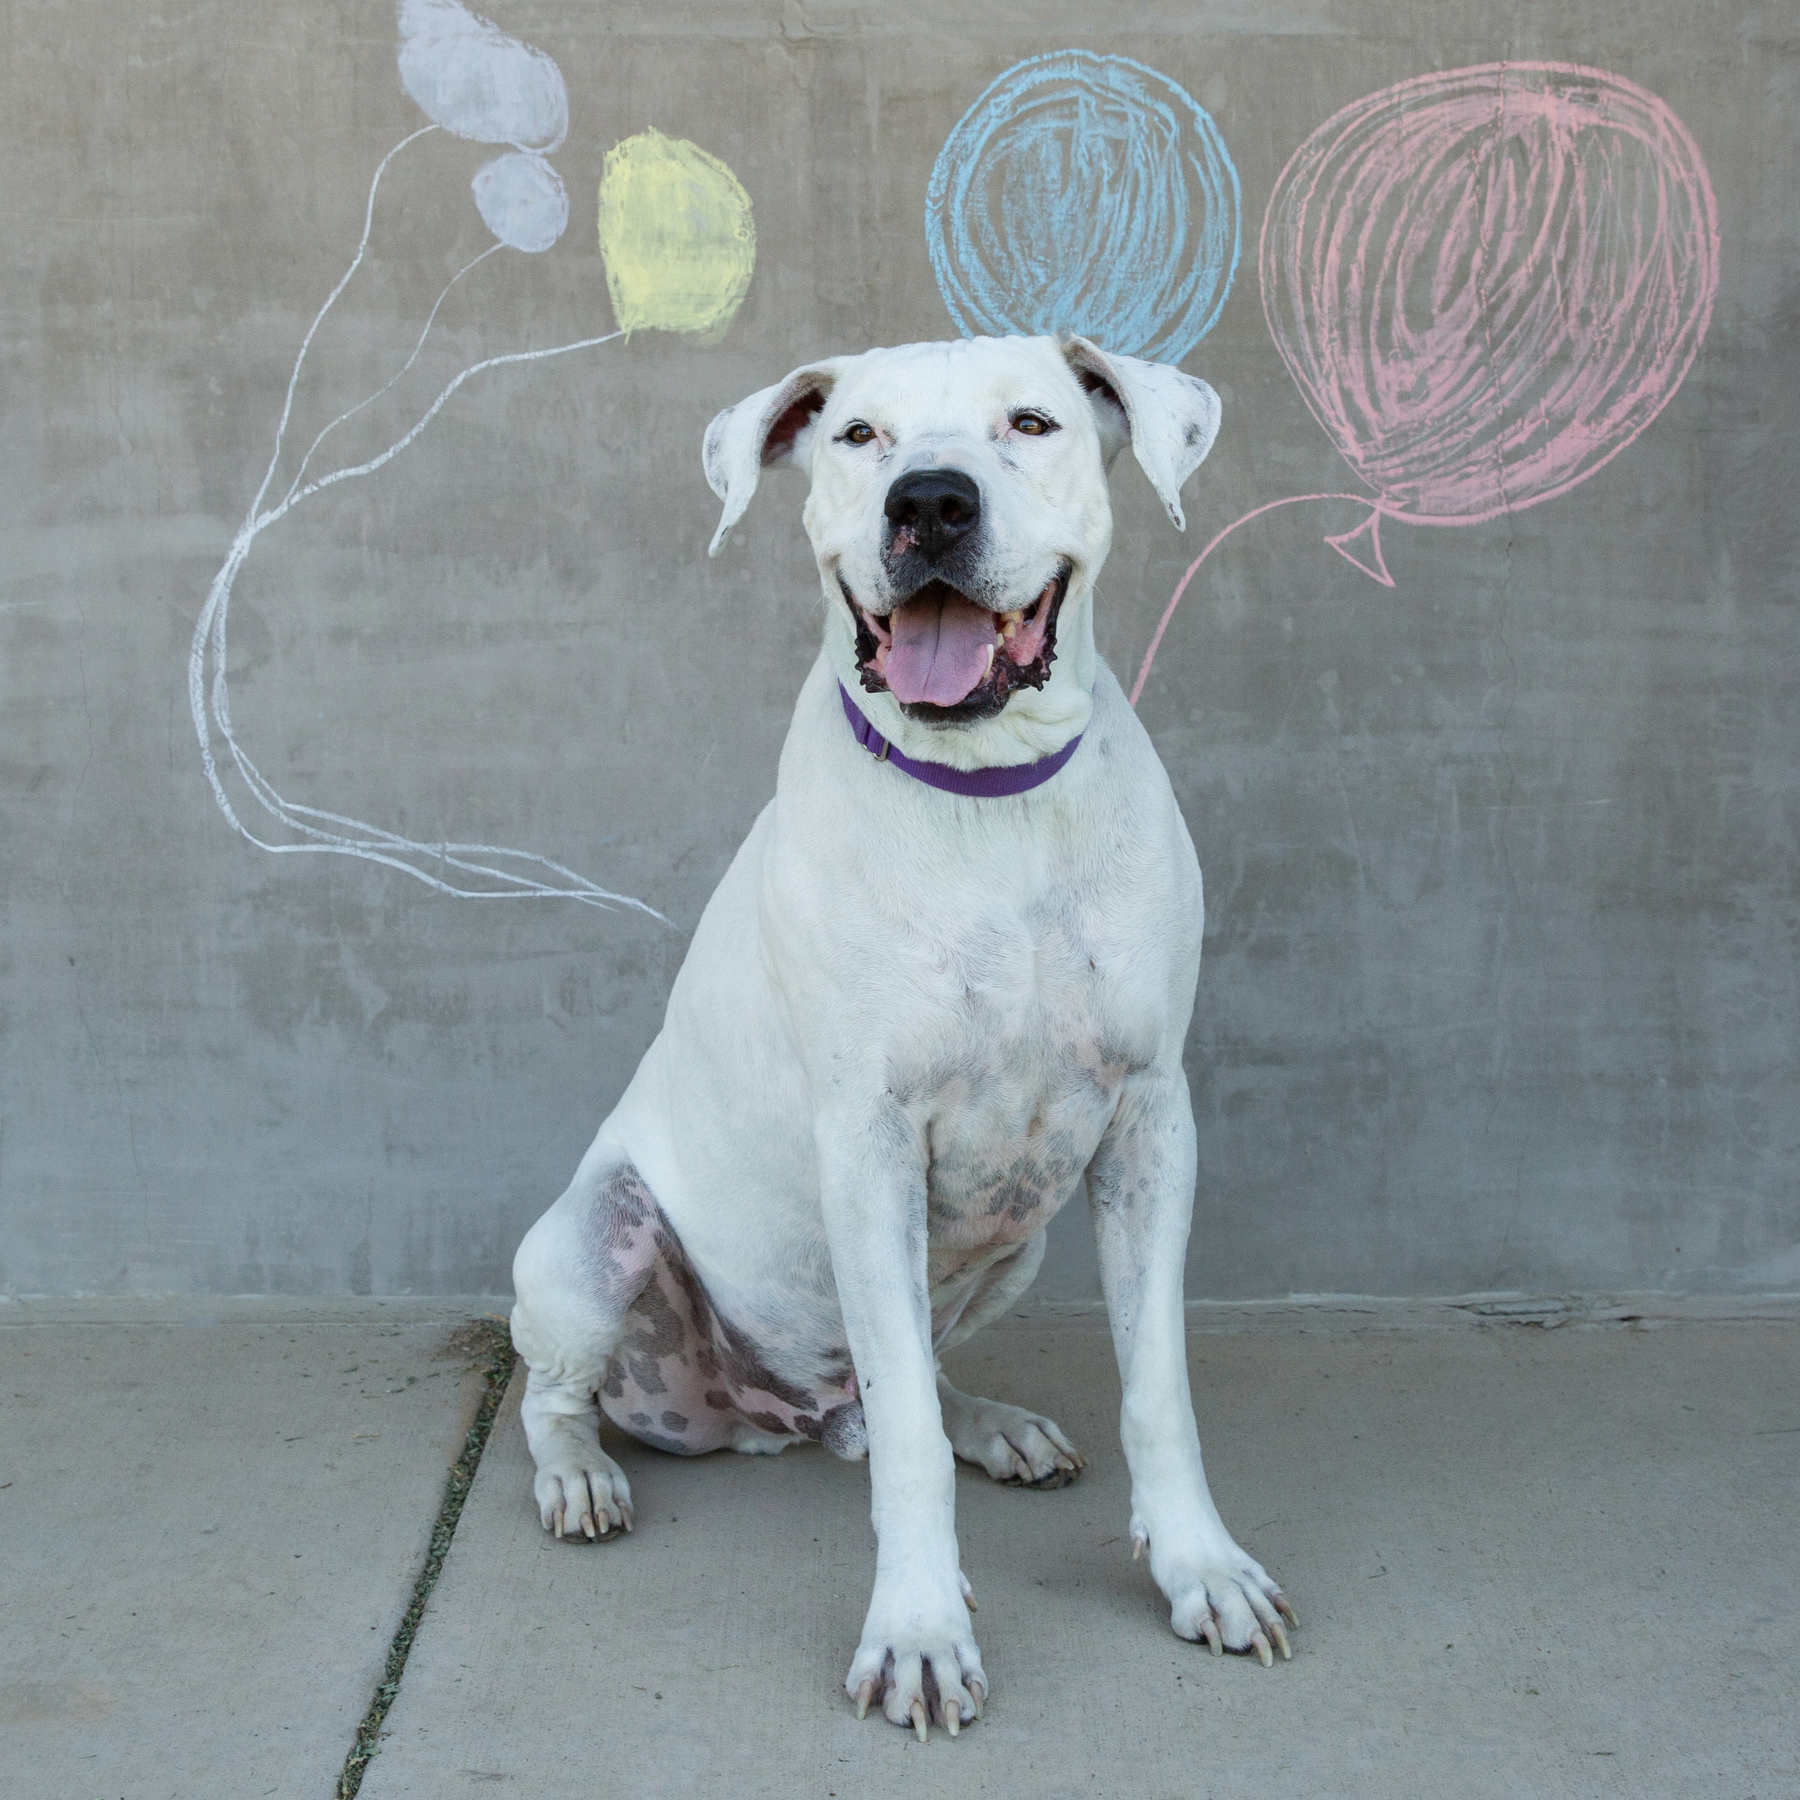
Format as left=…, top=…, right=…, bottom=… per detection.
left=884, top=591, right=997, bottom=706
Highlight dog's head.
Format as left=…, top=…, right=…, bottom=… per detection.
left=703, top=336, right=1219, bottom=761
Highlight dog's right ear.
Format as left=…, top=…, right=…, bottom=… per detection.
left=1062, top=336, right=1221, bottom=532
left=702, top=361, right=846, bottom=556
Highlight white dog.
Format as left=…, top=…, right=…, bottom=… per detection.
left=509, top=333, right=1296, bottom=1738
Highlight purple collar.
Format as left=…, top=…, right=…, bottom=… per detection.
left=838, top=683, right=1083, bottom=798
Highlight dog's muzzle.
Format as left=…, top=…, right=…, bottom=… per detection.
left=842, top=567, right=1069, bottom=722
left=839, top=466, right=1071, bottom=722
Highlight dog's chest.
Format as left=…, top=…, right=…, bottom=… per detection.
left=894, top=900, right=1149, bottom=1251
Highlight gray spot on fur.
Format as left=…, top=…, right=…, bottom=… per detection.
left=624, top=1278, right=686, bottom=1358
left=581, top=1165, right=657, bottom=1304
left=588, top=1161, right=854, bottom=1456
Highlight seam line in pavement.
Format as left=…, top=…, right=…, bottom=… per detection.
left=336, top=1319, right=517, bottom=1800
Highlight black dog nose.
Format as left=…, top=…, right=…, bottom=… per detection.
left=884, top=468, right=982, bottom=564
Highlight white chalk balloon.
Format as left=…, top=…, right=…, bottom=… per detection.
left=471, top=151, right=569, bottom=253
left=397, top=0, right=568, bottom=152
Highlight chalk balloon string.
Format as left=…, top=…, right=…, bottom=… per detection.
left=277, top=239, right=503, bottom=513
left=189, top=129, right=661, bottom=917
left=1128, top=495, right=1390, bottom=709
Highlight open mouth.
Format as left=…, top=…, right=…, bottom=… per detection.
left=841, top=566, right=1070, bottom=722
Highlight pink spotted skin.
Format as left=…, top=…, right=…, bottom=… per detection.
left=586, top=1130, right=1086, bottom=1462
left=590, top=1167, right=868, bottom=1459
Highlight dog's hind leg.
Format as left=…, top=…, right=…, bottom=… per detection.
left=509, top=1153, right=660, bottom=1541
left=934, top=1232, right=1086, bottom=1488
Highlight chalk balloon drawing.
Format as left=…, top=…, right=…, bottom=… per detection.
left=473, top=148, right=570, bottom=253
left=399, top=0, right=572, bottom=254
left=398, top=0, right=568, bottom=148
left=926, top=50, right=1240, bottom=364
left=1266, top=63, right=1719, bottom=528
left=191, top=1, right=756, bottom=913
left=1132, top=62, right=1719, bottom=702
left=598, top=129, right=757, bottom=342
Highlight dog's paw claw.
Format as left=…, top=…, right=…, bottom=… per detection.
left=533, top=1450, right=633, bottom=1543
left=942, top=1391, right=1084, bottom=1488
left=846, top=1597, right=985, bottom=1741
left=1161, top=1543, right=1296, bottom=1668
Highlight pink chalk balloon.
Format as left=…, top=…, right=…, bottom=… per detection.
left=1260, top=63, right=1719, bottom=527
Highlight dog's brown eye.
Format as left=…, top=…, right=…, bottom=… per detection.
left=842, top=421, right=877, bottom=446
left=1012, top=411, right=1057, bottom=437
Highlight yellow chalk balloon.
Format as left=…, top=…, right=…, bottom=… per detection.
left=597, top=129, right=755, bottom=343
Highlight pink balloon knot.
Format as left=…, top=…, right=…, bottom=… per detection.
left=1323, top=508, right=1395, bottom=587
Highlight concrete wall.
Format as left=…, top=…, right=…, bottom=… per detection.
left=3, top=0, right=1795, bottom=1300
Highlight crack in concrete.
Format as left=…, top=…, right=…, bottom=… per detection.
left=335, top=1319, right=516, bottom=1800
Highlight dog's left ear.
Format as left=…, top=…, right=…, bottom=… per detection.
left=1062, top=337, right=1221, bottom=532
left=702, top=360, right=847, bottom=556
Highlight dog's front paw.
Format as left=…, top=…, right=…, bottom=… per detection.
left=846, top=1578, right=986, bottom=1739
left=533, top=1446, right=634, bottom=1541
left=1150, top=1531, right=1298, bottom=1666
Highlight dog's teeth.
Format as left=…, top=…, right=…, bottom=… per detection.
left=980, top=643, right=995, bottom=676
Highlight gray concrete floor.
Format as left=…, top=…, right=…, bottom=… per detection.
left=5, top=1310, right=1797, bottom=1799
left=361, top=1319, right=1800, bottom=1800
left=0, top=1302, right=489, bottom=1800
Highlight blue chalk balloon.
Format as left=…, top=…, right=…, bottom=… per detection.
left=926, top=51, right=1240, bottom=366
